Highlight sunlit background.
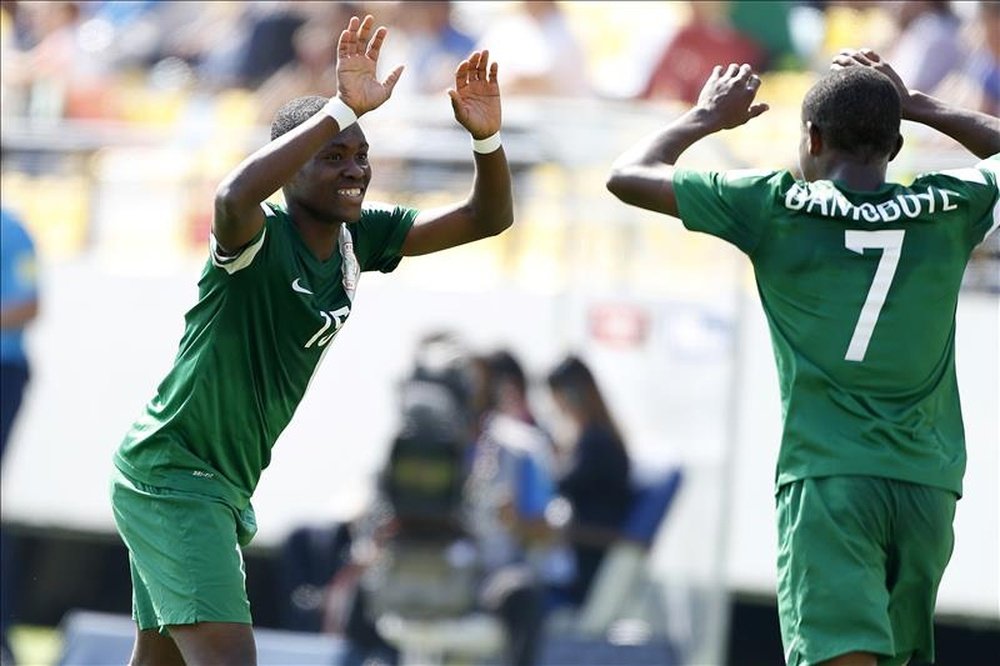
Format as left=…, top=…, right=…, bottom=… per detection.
left=1, top=1, right=997, bottom=664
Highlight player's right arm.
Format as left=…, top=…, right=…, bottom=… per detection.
left=606, top=63, right=769, bottom=217
left=832, top=49, right=1000, bottom=160
left=212, top=15, right=403, bottom=254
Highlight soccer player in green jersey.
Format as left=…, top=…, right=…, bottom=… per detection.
left=110, top=15, right=513, bottom=666
left=607, top=49, right=999, bottom=666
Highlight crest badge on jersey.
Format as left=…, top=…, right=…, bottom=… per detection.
left=339, top=224, right=360, bottom=301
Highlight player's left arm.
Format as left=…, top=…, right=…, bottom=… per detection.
left=401, top=51, right=513, bottom=256
left=606, top=63, right=769, bottom=217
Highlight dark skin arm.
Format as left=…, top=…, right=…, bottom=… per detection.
left=401, top=50, right=513, bottom=256
left=212, top=15, right=404, bottom=254
left=0, top=300, right=38, bottom=330
left=832, top=49, right=1000, bottom=160
left=605, top=63, right=769, bottom=218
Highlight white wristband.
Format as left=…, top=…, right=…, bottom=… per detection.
left=472, top=131, right=502, bottom=154
left=323, top=97, right=358, bottom=130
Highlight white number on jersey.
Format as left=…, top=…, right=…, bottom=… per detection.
left=304, top=306, right=351, bottom=349
left=843, top=230, right=905, bottom=362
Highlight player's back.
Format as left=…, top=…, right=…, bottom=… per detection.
left=673, top=158, right=999, bottom=493
left=755, top=170, right=994, bottom=392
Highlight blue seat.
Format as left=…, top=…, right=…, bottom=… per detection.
left=573, top=467, right=684, bottom=636
left=622, top=468, right=684, bottom=546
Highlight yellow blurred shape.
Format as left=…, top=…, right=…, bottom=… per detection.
left=1, top=171, right=90, bottom=260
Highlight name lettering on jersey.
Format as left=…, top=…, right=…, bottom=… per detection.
left=304, top=305, right=351, bottom=348
left=783, top=182, right=961, bottom=222
left=192, top=470, right=215, bottom=479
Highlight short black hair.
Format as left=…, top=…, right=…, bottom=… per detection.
left=271, top=95, right=327, bottom=141
left=801, top=67, right=901, bottom=160
left=486, top=350, right=528, bottom=394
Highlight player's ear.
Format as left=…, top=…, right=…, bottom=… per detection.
left=888, top=133, right=904, bottom=162
left=807, top=121, right=823, bottom=156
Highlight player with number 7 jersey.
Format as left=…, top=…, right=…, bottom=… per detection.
left=672, top=158, right=998, bottom=495
left=606, top=51, right=998, bottom=665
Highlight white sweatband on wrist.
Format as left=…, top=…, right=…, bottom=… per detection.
left=323, top=97, right=357, bottom=130
left=472, top=132, right=502, bottom=154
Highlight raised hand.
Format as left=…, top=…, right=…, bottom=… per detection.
left=336, top=15, right=404, bottom=116
left=448, top=50, right=501, bottom=139
left=831, top=48, right=915, bottom=118
left=695, top=63, right=769, bottom=131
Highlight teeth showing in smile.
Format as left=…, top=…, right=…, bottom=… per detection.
left=338, top=188, right=363, bottom=198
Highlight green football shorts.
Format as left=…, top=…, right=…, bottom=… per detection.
left=776, top=475, right=956, bottom=666
left=110, top=467, right=257, bottom=631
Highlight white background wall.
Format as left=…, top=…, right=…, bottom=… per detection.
left=2, top=256, right=996, bottom=621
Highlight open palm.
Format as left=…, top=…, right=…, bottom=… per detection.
left=449, top=50, right=502, bottom=139
left=337, top=15, right=403, bottom=116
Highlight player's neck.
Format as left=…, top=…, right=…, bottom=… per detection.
left=289, top=211, right=343, bottom=262
left=818, top=156, right=889, bottom=192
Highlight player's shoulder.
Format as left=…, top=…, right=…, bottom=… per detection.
left=720, top=168, right=787, bottom=183
left=914, top=154, right=1000, bottom=188
left=676, top=167, right=789, bottom=198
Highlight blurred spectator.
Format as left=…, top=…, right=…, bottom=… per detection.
left=485, top=349, right=551, bottom=446
left=383, top=1, right=477, bottom=96
left=818, top=1, right=895, bottom=66
left=476, top=0, right=590, bottom=97
left=0, top=204, right=37, bottom=490
left=1, top=1, right=107, bottom=119
left=144, top=1, right=248, bottom=90
left=235, top=2, right=310, bottom=89
left=884, top=1, right=963, bottom=93
left=640, top=1, right=765, bottom=103
left=0, top=199, right=40, bottom=666
left=933, top=0, right=1000, bottom=116
left=339, top=335, right=552, bottom=666
left=255, top=5, right=362, bottom=124
left=546, top=355, right=632, bottom=607
left=729, top=0, right=799, bottom=70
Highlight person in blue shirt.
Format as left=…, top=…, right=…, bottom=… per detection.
left=0, top=207, right=38, bottom=457
left=0, top=204, right=39, bottom=666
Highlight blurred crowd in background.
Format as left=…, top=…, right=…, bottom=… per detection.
left=0, top=5, right=997, bottom=663
left=1, top=0, right=997, bottom=125
left=1, top=1, right=997, bottom=294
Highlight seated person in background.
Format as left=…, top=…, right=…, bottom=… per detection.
left=545, top=355, right=632, bottom=608
left=338, top=335, right=550, bottom=666
left=486, top=349, right=547, bottom=431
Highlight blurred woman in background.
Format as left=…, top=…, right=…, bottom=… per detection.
left=545, top=355, right=632, bottom=607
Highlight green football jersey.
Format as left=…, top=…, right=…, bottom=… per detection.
left=674, top=156, right=999, bottom=496
left=114, top=201, right=417, bottom=508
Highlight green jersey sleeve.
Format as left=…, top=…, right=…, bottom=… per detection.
left=673, top=168, right=784, bottom=255
left=353, top=203, right=419, bottom=273
left=209, top=207, right=271, bottom=277
left=908, top=154, right=999, bottom=249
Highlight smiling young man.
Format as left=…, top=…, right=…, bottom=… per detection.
left=607, top=50, right=998, bottom=666
left=109, top=15, right=512, bottom=666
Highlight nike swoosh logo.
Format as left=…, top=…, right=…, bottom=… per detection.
left=291, top=278, right=313, bottom=295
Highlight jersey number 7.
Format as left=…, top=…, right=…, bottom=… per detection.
left=843, top=230, right=906, bottom=363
